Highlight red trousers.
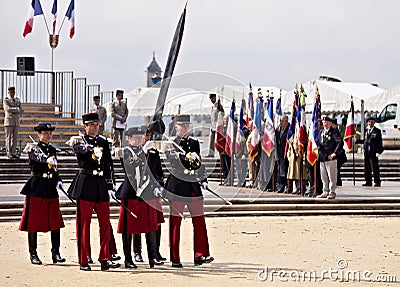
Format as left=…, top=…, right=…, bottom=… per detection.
left=169, top=198, right=210, bottom=263
left=76, top=199, right=111, bottom=265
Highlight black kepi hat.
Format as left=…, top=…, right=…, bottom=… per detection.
left=175, top=114, right=190, bottom=124
left=126, top=126, right=146, bottom=136
left=116, top=89, right=124, bottom=96
left=93, top=95, right=100, bottom=100
left=366, top=116, right=376, bottom=123
left=82, top=112, right=99, bottom=124
left=34, top=122, right=55, bottom=132
left=322, top=116, right=332, bottom=122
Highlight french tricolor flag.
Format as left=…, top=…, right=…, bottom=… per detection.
left=23, top=0, right=44, bottom=37
left=225, top=100, right=236, bottom=157
left=66, top=0, right=75, bottom=38
left=51, top=0, right=57, bottom=35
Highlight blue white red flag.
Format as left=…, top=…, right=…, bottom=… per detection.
left=307, top=90, right=321, bottom=165
left=51, top=0, right=57, bottom=35
left=285, top=90, right=298, bottom=155
left=297, top=88, right=308, bottom=156
left=344, top=97, right=356, bottom=152
left=235, top=98, right=246, bottom=152
left=262, top=94, right=275, bottom=156
left=65, top=0, right=75, bottom=38
left=23, top=0, right=44, bottom=37
left=225, top=100, right=236, bottom=156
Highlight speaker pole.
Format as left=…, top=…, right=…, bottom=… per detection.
left=49, top=35, right=59, bottom=73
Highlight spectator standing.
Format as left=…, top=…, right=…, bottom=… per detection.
left=3, top=85, right=23, bottom=159
left=90, top=95, right=107, bottom=135
left=110, top=89, right=129, bottom=151
left=317, top=116, right=343, bottom=199
left=360, top=117, right=383, bottom=187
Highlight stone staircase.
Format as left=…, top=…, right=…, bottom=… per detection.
left=0, top=155, right=398, bottom=184
left=0, top=103, right=83, bottom=151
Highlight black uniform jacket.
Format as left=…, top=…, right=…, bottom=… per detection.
left=363, top=127, right=384, bottom=156
left=165, top=136, right=207, bottom=201
left=318, top=127, right=343, bottom=162
left=20, top=141, right=62, bottom=198
left=147, top=147, right=165, bottom=188
left=68, top=134, right=114, bottom=202
left=116, top=145, right=161, bottom=201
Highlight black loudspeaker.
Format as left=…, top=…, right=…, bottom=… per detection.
left=17, top=57, right=35, bottom=76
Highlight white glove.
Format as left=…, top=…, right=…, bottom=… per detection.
left=376, top=153, right=381, bottom=158
left=202, top=182, right=209, bottom=190
left=108, top=189, right=115, bottom=199
left=93, top=147, right=103, bottom=160
left=56, top=181, right=64, bottom=190
left=142, top=140, right=155, bottom=154
left=153, top=187, right=162, bottom=197
left=46, top=156, right=57, bottom=166
left=186, top=152, right=200, bottom=161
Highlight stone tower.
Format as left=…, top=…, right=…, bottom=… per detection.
left=146, top=51, right=162, bottom=87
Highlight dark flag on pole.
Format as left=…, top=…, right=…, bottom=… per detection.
left=149, top=2, right=187, bottom=135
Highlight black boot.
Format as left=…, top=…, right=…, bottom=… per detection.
left=51, top=229, right=66, bottom=263
left=122, top=233, right=137, bottom=268
left=146, top=231, right=164, bottom=268
left=155, top=225, right=166, bottom=261
left=133, top=233, right=144, bottom=262
left=28, top=232, right=42, bottom=265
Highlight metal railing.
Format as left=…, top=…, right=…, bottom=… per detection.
left=1, top=69, right=115, bottom=134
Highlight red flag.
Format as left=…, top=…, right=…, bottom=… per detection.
left=344, top=97, right=356, bottom=152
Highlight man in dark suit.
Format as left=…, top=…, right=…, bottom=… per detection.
left=275, top=115, right=289, bottom=193
left=165, top=114, right=214, bottom=268
left=361, top=117, right=383, bottom=187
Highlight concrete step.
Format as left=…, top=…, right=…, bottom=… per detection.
left=2, top=198, right=400, bottom=221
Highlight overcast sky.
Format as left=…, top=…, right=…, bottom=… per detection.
left=1, top=0, right=400, bottom=93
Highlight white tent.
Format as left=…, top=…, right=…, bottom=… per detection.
left=125, top=85, right=287, bottom=117
left=365, top=84, right=400, bottom=112
left=281, top=80, right=385, bottom=113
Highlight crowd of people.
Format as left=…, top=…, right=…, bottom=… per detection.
left=208, top=93, right=384, bottom=198
left=9, top=86, right=384, bottom=271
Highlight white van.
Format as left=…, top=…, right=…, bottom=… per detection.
left=375, top=94, right=400, bottom=149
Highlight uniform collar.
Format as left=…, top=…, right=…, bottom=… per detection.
left=38, top=141, right=49, bottom=147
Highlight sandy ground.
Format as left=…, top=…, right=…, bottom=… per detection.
left=1, top=216, right=399, bottom=287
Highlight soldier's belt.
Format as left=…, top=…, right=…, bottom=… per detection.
left=80, top=169, right=104, bottom=176
left=31, top=172, right=53, bottom=179
left=183, top=169, right=195, bottom=175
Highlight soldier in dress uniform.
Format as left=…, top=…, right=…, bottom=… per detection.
left=3, top=85, right=24, bottom=159
left=110, top=89, right=129, bottom=151
left=116, top=126, right=164, bottom=268
left=89, top=95, right=107, bottom=135
left=19, top=122, right=65, bottom=265
left=165, top=114, right=214, bottom=268
left=144, top=126, right=166, bottom=261
left=66, top=112, right=120, bottom=271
